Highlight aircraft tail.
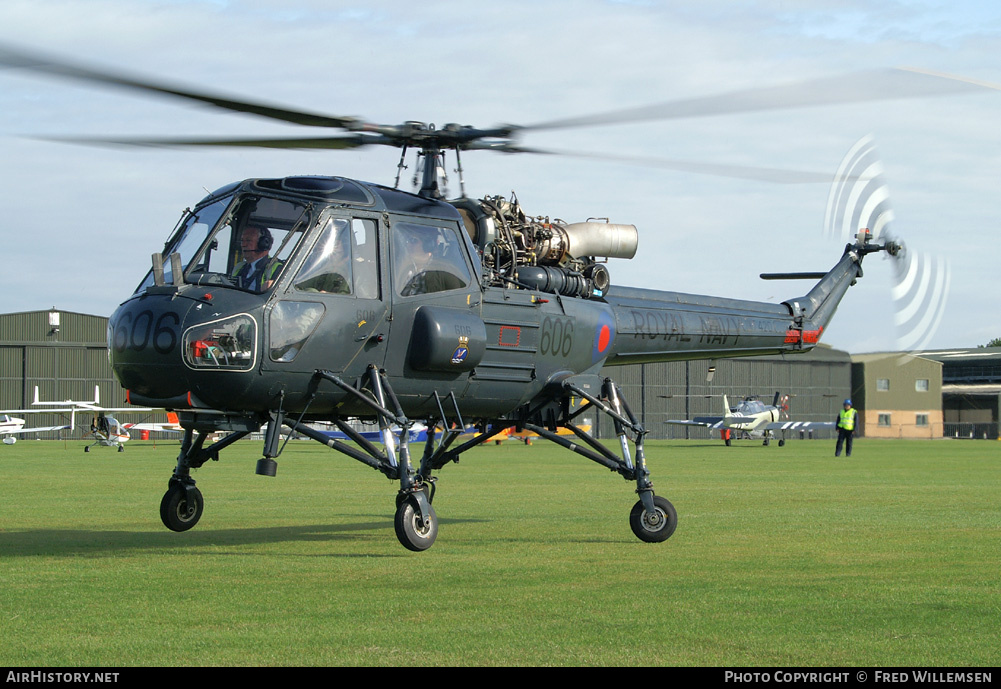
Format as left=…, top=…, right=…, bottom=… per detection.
left=722, top=394, right=730, bottom=416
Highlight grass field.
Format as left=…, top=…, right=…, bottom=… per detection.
left=1, top=436, right=999, bottom=667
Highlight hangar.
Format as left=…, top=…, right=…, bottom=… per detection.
left=919, top=347, right=1001, bottom=440
left=0, top=309, right=121, bottom=438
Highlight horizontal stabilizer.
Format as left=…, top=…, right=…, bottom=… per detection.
left=764, top=421, right=835, bottom=431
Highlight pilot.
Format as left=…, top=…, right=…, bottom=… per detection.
left=233, top=224, right=282, bottom=291
left=305, top=223, right=352, bottom=294
left=834, top=398, right=859, bottom=457
left=396, top=225, right=466, bottom=296
left=324, top=228, right=352, bottom=294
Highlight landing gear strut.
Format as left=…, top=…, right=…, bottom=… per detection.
left=157, top=371, right=676, bottom=551
left=158, top=424, right=253, bottom=533
left=514, top=377, right=678, bottom=545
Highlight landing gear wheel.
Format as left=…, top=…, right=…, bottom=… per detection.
left=629, top=495, right=677, bottom=543
left=394, top=496, right=438, bottom=552
left=778, top=439, right=785, bottom=447
left=160, top=484, right=204, bottom=532
left=118, top=445, right=124, bottom=452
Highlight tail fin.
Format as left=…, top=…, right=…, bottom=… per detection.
left=722, top=394, right=730, bottom=416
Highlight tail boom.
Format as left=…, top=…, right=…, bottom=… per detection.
left=603, top=232, right=886, bottom=365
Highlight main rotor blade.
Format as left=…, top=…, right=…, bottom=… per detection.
left=509, top=146, right=866, bottom=184
left=524, top=68, right=990, bottom=131
left=0, top=43, right=362, bottom=130
left=37, top=134, right=383, bottom=150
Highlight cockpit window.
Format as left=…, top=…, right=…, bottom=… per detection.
left=293, top=217, right=379, bottom=298
left=392, top=222, right=471, bottom=296
left=738, top=400, right=767, bottom=414
left=138, top=194, right=312, bottom=294
left=137, top=197, right=232, bottom=293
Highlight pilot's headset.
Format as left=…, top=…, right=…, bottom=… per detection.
left=254, top=226, right=274, bottom=252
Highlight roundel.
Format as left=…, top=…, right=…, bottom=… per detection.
left=592, top=311, right=616, bottom=363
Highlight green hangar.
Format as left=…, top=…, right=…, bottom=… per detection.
left=0, top=309, right=122, bottom=435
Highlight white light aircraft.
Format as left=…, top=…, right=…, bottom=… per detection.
left=665, top=393, right=834, bottom=446
left=0, top=413, right=71, bottom=445
left=1, top=387, right=179, bottom=451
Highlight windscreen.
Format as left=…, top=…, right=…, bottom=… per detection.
left=137, top=194, right=313, bottom=294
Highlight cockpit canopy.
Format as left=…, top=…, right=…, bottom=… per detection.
left=734, top=398, right=768, bottom=415
left=137, top=193, right=311, bottom=295
left=134, top=176, right=477, bottom=300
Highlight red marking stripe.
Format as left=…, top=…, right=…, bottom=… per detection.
left=597, top=325, right=611, bottom=352
left=803, top=327, right=823, bottom=343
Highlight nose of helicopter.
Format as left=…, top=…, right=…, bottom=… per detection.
left=108, top=290, right=261, bottom=406
left=108, top=295, right=190, bottom=399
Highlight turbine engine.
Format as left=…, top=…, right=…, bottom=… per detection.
left=452, top=193, right=638, bottom=299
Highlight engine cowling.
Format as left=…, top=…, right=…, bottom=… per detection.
left=451, top=193, right=637, bottom=298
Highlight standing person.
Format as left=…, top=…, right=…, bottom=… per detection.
left=835, top=398, right=859, bottom=457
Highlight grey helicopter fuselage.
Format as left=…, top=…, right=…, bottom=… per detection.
left=109, top=174, right=865, bottom=431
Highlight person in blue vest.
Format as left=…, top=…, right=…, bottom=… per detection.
left=835, top=398, right=859, bottom=457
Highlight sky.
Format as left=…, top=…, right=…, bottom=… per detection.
left=0, top=0, right=998, bottom=354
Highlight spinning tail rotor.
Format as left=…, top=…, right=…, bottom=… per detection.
left=823, top=135, right=950, bottom=352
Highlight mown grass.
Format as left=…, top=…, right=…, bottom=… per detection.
left=1, top=437, right=999, bottom=666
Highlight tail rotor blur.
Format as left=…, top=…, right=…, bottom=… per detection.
left=823, top=135, right=950, bottom=352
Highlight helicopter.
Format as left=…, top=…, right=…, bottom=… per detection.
left=0, top=44, right=972, bottom=551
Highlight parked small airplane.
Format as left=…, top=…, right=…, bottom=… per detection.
left=1, top=387, right=178, bottom=451
left=87, top=411, right=183, bottom=452
left=319, top=422, right=432, bottom=445
left=319, top=421, right=588, bottom=447
left=0, top=414, right=71, bottom=444
left=665, top=393, right=833, bottom=446
left=490, top=424, right=593, bottom=445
